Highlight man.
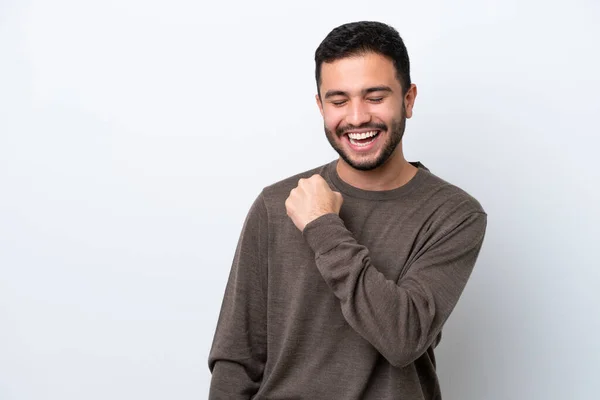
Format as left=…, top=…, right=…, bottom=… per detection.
left=208, top=21, right=487, bottom=399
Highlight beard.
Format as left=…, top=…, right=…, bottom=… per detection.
left=325, top=109, right=406, bottom=171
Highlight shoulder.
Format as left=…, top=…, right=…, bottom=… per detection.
left=408, top=164, right=487, bottom=241
left=252, top=160, right=334, bottom=218
left=421, top=168, right=486, bottom=216
left=262, top=160, right=332, bottom=201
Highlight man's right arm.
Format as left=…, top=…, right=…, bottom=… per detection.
left=208, top=192, right=268, bottom=399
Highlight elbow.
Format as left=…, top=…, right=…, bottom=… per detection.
left=386, top=298, right=441, bottom=368
left=386, top=349, right=423, bottom=368
left=384, top=334, right=440, bottom=368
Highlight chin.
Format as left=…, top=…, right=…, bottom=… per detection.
left=340, top=153, right=385, bottom=171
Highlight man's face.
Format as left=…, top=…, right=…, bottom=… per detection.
left=316, top=52, right=415, bottom=171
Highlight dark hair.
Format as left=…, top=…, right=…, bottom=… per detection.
left=314, top=21, right=411, bottom=95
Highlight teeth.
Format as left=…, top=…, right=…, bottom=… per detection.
left=350, top=137, right=375, bottom=147
left=347, top=130, right=378, bottom=140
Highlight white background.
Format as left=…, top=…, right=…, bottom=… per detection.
left=1, top=0, right=599, bottom=399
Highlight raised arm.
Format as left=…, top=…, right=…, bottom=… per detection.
left=302, top=209, right=487, bottom=368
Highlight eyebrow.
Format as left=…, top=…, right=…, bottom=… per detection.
left=323, top=85, right=393, bottom=99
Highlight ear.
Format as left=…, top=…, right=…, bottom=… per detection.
left=404, top=84, right=418, bottom=119
left=315, top=94, right=324, bottom=118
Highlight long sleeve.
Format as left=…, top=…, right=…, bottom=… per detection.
left=208, top=192, right=268, bottom=399
left=302, top=209, right=487, bottom=368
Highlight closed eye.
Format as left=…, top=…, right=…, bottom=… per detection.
left=368, top=97, right=384, bottom=103
left=331, top=100, right=347, bottom=106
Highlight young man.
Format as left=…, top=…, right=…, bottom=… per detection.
left=208, top=21, right=487, bottom=399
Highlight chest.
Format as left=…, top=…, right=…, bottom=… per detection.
left=268, top=199, right=430, bottom=291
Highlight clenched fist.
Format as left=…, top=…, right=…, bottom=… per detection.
left=285, top=174, right=344, bottom=232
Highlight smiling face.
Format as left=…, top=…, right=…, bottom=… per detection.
left=316, top=52, right=416, bottom=171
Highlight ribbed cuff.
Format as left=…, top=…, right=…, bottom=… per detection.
left=302, top=213, right=351, bottom=256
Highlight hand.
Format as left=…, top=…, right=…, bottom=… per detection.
left=285, top=174, right=344, bottom=232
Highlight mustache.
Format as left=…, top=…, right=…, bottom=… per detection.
left=336, top=122, right=387, bottom=136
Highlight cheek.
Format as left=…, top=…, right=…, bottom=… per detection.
left=371, top=105, right=397, bottom=121
left=323, top=110, right=343, bottom=132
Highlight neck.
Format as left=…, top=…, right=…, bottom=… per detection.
left=336, top=145, right=418, bottom=191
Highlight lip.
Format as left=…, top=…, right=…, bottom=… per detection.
left=344, top=130, right=382, bottom=152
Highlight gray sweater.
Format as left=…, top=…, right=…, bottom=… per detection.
left=208, top=160, right=487, bottom=399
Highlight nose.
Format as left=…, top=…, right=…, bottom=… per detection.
left=346, top=100, right=372, bottom=127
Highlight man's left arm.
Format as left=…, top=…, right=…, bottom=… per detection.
left=301, top=209, right=487, bottom=368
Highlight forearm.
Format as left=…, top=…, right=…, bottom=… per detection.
left=209, top=361, right=261, bottom=399
left=209, top=309, right=266, bottom=399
